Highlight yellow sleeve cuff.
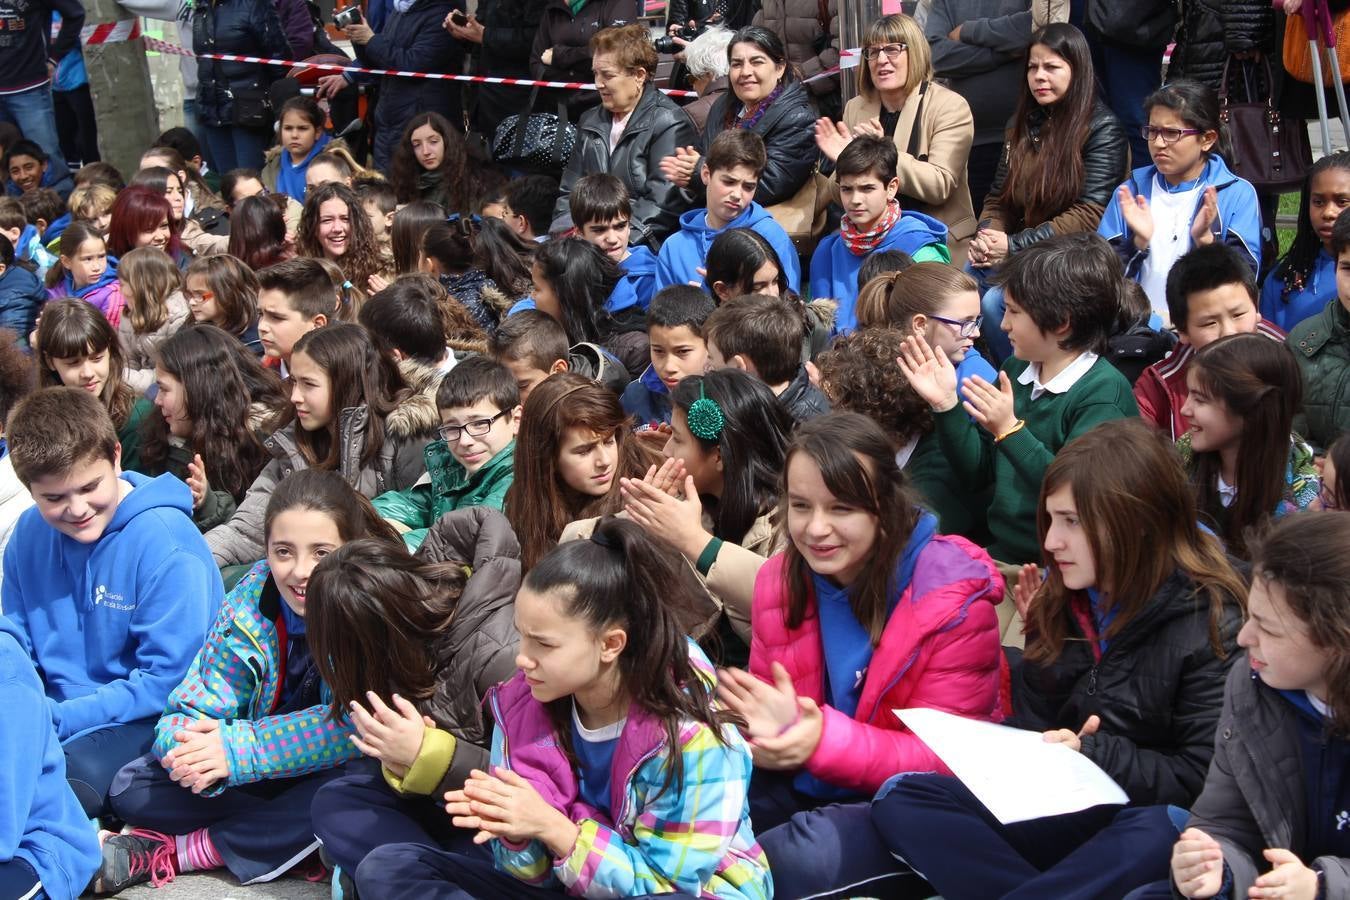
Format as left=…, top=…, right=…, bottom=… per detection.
left=383, top=727, right=457, bottom=795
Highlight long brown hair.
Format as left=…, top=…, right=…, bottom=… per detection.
left=117, top=246, right=183, bottom=334
left=183, top=254, right=259, bottom=337
left=263, top=468, right=402, bottom=551
left=996, top=24, right=1098, bottom=226
left=1248, top=511, right=1350, bottom=734
left=778, top=412, right=922, bottom=644
left=1187, top=333, right=1304, bottom=559
left=35, top=298, right=137, bottom=429
left=1025, top=419, right=1246, bottom=664
left=307, top=537, right=466, bottom=721
left=296, top=182, right=383, bottom=298
left=504, top=373, right=659, bottom=571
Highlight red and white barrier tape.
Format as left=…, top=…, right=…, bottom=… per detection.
left=61, top=18, right=141, bottom=45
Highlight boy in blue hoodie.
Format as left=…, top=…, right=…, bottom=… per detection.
left=0, top=615, right=101, bottom=900
left=1, top=386, right=222, bottom=818
left=622, top=284, right=716, bottom=429
left=655, top=130, right=800, bottom=293
left=571, top=173, right=658, bottom=314
left=0, top=196, right=56, bottom=282
left=810, top=136, right=949, bottom=333
left=0, top=234, right=44, bottom=341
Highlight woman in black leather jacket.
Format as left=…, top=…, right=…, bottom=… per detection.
left=191, top=0, right=293, bottom=172
left=552, top=24, right=697, bottom=246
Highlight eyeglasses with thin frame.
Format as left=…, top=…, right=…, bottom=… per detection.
left=1140, top=125, right=1203, bottom=145
left=929, top=313, right=983, bottom=338
left=438, top=408, right=511, bottom=443
left=862, top=43, right=907, bottom=62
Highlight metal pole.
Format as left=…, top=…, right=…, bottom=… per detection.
left=838, top=0, right=883, bottom=107
left=83, top=0, right=159, bottom=177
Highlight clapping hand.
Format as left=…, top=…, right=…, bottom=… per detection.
left=186, top=453, right=209, bottom=510
left=895, top=333, right=960, bottom=413
left=960, top=372, right=1018, bottom=437
left=814, top=118, right=853, bottom=162
left=445, top=767, right=580, bottom=856
left=717, top=663, right=823, bottom=769
left=1190, top=186, right=1219, bottom=246
left=1171, top=828, right=1224, bottom=898
left=659, top=146, right=701, bottom=188
left=1116, top=185, right=1154, bottom=250
left=1012, top=563, right=1041, bottom=623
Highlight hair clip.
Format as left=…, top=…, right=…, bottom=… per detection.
left=686, top=381, right=724, bottom=442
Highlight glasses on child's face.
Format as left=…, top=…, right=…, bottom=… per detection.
left=1140, top=125, right=1203, bottom=145
left=929, top=313, right=983, bottom=338
left=438, top=409, right=510, bottom=443
left=863, top=43, right=907, bottom=62
left=186, top=289, right=214, bottom=303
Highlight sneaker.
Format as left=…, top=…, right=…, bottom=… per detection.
left=331, top=864, right=359, bottom=900
left=93, top=828, right=178, bottom=893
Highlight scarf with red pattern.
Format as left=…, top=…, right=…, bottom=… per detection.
left=840, top=199, right=902, bottom=256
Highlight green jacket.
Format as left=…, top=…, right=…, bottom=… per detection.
left=1288, top=299, right=1350, bottom=451
left=119, top=396, right=153, bottom=475
left=905, top=431, right=991, bottom=545
left=933, top=355, right=1138, bottom=564
left=373, top=440, right=516, bottom=551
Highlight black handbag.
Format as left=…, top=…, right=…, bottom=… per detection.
left=492, top=85, right=578, bottom=175
left=1218, top=56, right=1313, bottom=193
left=231, top=86, right=274, bottom=130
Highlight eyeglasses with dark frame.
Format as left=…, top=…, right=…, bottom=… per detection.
left=862, top=43, right=907, bottom=62
left=1140, top=125, right=1203, bottom=145
left=437, top=408, right=511, bottom=443
left=929, top=313, right=983, bottom=338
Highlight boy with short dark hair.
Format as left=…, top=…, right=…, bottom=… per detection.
left=489, top=309, right=629, bottom=399
left=503, top=175, right=559, bottom=242
left=622, top=285, right=716, bottom=427
left=373, top=355, right=520, bottom=550
left=810, top=136, right=949, bottom=333
left=256, top=258, right=336, bottom=369
left=13, top=189, right=61, bottom=276
left=359, top=275, right=453, bottom=371
left=655, top=131, right=800, bottom=292
left=1, top=386, right=221, bottom=818
left=899, top=232, right=1138, bottom=565
left=1135, top=242, right=1284, bottom=440
left=356, top=180, right=397, bottom=271
left=571, top=174, right=658, bottom=314
left=1289, top=209, right=1350, bottom=450
left=704, top=294, right=829, bottom=424
left=5, top=139, right=73, bottom=199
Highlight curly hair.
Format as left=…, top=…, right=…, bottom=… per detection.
left=388, top=113, right=472, bottom=211
left=815, top=327, right=931, bottom=447
left=296, top=182, right=384, bottom=301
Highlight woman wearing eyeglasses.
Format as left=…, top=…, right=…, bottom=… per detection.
left=815, top=14, right=978, bottom=264
left=974, top=23, right=1129, bottom=362
left=1098, top=79, right=1262, bottom=321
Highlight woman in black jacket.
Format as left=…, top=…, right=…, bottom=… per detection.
left=552, top=24, right=697, bottom=246
left=446, top=0, right=549, bottom=139
left=531, top=0, right=638, bottom=117
left=191, top=0, right=293, bottom=172
left=870, top=420, right=1247, bottom=899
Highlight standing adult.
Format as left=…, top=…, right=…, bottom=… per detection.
left=0, top=0, right=79, bottom=184
left=751, top=0, right=840, bottom=118
left=192, top=0, right=293, bottom=172
left=531, top=0, right=640, bottom=117
left=446, top=0, right=549, bottom=141
left=1073, top=0, right=1173, bottom=165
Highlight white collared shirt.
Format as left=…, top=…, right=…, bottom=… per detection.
left=1016, top=351, right=1099, bottom=401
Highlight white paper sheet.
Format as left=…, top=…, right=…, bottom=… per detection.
left=894, top=708, right=1129, bottom=824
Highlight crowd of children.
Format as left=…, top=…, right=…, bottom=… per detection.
left=3, top=12, right=1350, bottom=900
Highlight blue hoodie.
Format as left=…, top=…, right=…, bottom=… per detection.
left=1262, top=249, right=1337, bottom=333
left=42, top=212, right=72, bottom=250
left=0, top=262, right=44, bottom=340
left=655, top=202, right=801, bottom=294
left=16, top=224, right=57, bottom=281
left=621, top=364, right=673, bottom=426
left=4, top=160, right=74, bottom=201
left=809, top=210, right=950, bottom=334
left=1, top=472, right=222, bottom=741
left=276, top=132, right=332, bottom=204
left=0, top=616, right=101, bottom=899
left=608, top=244, right=658, bottom=313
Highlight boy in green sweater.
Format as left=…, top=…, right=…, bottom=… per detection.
left=899, top=232, right=1139, bottom=564
left=373, top=356, right=520, bottom=551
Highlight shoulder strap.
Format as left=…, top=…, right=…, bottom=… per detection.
left=906, top=80, right=930, bottom=160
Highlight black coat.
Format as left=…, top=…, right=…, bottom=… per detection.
left=192, top=0, right=293, bottom=128
left=703, top=78, right=818, bottom=207
left=1170, top=0, right=1275, bottom=92
left=356, top=0, right=466, bottom=171
left=469, top=0, right=550, bottom=136
left=554, top=85, right=698, bottom=246
left=1011, top=570, right=1243, bottom=808
left=530, top=0, right=641, bottom=115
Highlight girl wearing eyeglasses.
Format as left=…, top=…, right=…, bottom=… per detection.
left=1098, top=79, right=1262, bottom=321
left=814, top=14, right=978, bottom=264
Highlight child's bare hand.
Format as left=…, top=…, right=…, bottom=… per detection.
left=1171, top=828, right=1224, bottom=898
left=896, top=333, right=959, bottom=412
left=348, top=692, right=427, bottom=772
left=1012, top=563, right=1041, bottom=622
left=186, top=454, right=208, bottom=510
left=640, top=455, right=685, bottom=495
left=961, top=371, right=1018, bottom=437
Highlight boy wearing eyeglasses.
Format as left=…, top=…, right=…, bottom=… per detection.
left=372, top=356, right=520, bottom=551
left=810, top=136, right=950, bottom=333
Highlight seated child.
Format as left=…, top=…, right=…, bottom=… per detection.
left=1290, top=207, right=1350, bottom=450
left=43, top=220, right=121, bottom=324
left=19, top=188, right=65, bottom=254
left=255, top=258, right=337, bottom=372
left=1135, top=242, right=1285, bottom=440
left=0, top=233, right=44, bottom=341
left=502, top=174, right=558, bottom=243
left=360, top=273, right=458, bottom=374
left=357, top=179, right=398, bottom=275
left=704, top=293, right=830, bottom=424
left=6, top=140, right=72, bottom=199
left=183, top=254, right=265, bottom=356
left=1261, top=151, right=1350, bottom=332
left=898, top=232, right=1138, bottom=566
left=373, top=356, right=520, bottom=551
left=1, top=386, right=222, bottom=818
left=810, top=136, right=950, bottom=332
left=490, top=309, right=631, bottom=400
left=655, top=130, right=800, bottom=293
left=0, top=196, right=54, bottom=280
left=99, top=471, right=401, bottom=891
left=68, top=181, right=119, bottom=240
left=621, top=284, right=715, bottom=428
left=570, top=173, right=657, bottom=313
left=1105, top=280, right=1177, bottom=386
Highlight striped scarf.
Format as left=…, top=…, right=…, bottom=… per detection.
left=840, top=199, right=901, bottom=256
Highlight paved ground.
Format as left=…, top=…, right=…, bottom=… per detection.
left=100, top=871, right=331, bottom=899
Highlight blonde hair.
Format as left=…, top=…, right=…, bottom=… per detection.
left=118, top=247, right=184, bottom=334
left=68, top=183, right=118, bottom=223
left=856, top=14, right=932, bottom=100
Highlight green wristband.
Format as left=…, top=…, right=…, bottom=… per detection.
left=695, top=537, right=724, bottom=576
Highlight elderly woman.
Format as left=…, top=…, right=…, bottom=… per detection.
left=681, top=25, right=733, bottom=135
left=815, top=13, right=977, bottom=261
left=660, top=25, right=817, bottom=208
left=551, top=24, right=698, bottom=247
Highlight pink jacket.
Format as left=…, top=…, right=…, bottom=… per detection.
left=749, top=534, right=1006, bottom=794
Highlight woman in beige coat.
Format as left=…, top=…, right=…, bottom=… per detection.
left=816, top=13, right=976, bottom=263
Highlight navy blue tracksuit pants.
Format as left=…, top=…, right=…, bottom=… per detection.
left=109, top=753, right=347, bottom=884
left=870, top=773, right=1178, bottom=900
left=63, top=717, right=156, bottom=818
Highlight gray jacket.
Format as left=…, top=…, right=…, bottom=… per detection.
left=1182, top=659, right=1350, bottom=898
left=206, top=400, right=436, bottom=566
left=925, top=0, right=1032, bottom=148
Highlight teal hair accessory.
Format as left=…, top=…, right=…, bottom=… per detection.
left=686, top=382, right=724, bottom=442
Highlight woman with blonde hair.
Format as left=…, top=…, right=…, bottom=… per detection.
left=815, top=14, right=977, bottom=261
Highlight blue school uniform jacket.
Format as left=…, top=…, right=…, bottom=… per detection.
left=655, top=203, right=801, bottom=294
left=809, top=210, right=950, bottom=334
left=1, top=472, right=222, bottom=741
left=0, top=616, right=100, bottom=900
left=1262, top=249, right=1337, bottom=333
left=0, top=262, right=45, bottom=340
left=1098, top=155, right=1262, bottom=279
left=620, top=365, right=672, bottom=426
left=608, top=244, right=658, bottom=313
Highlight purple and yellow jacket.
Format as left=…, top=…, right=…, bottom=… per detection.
left=486, top=643, right=772, bottom=899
